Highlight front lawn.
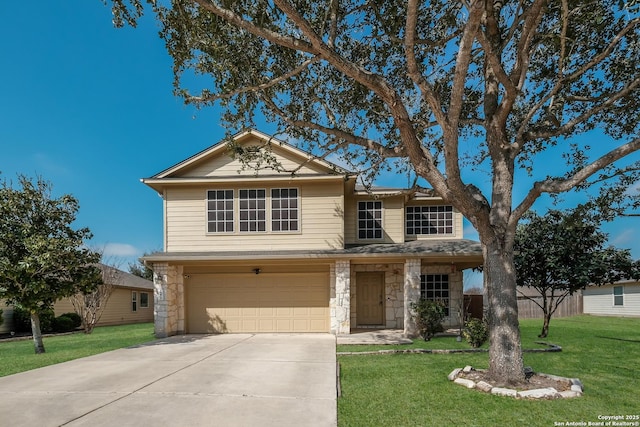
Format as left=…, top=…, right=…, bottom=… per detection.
left=0, top=322, right=155, bottom=377
left=338, top=316, right=640, bottom=427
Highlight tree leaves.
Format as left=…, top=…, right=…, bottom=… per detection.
left=0, top=175, right=102, bottom=312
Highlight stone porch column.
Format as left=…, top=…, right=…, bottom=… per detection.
left=404, top=258, right=421, bottom=337
left=153, top=262, right=169, bottom=338
left=331, top=260, right=351, bottom=335
left=152, top=263, right=184, bottom=338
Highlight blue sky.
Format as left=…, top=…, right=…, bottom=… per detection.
left=1, top=2, right=638, bottom=285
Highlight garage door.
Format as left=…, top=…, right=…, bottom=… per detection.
left=186, top=273, right=329, bottom=333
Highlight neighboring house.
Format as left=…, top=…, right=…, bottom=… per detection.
left=54, top=264, right=154, bottom=326
left=583, top=280, right=640, bottom=317
left=142, top=129, right=483, bottom=337
left=0, top=265, right=154, bottom=334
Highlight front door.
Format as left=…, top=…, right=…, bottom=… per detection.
left=356, top=272, right=384, bottom=325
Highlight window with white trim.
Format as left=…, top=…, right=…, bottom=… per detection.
left=613, top=285, right=624, bottom=306
left=140, top=292, right=149, bottom=309
left=207, top=190, right=234, bottom=233
left=271, top=188, right=299, bottom=232
left=406, top=205, right=454, bottom=235
left=358, top=201, right=383, bottom=240
left=420, top=274, right=450, bottom=316
left=239, top=189, right=266, bottom=232
left=132, top=291, right=138, bottom=312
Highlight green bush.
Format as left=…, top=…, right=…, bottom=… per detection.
left=60, top=312, right=82, bottom=328
left=0, top=308, right=4, bottom=327
left=12, top=306, right=56, bottom=333
left=53, top=315, right=76, bottom=332
left=410, top=299, right=446, bottom=341
left=462, top=318, right=489, bottom=348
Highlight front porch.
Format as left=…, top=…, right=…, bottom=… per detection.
left=330, top=258, right=468, bottom=336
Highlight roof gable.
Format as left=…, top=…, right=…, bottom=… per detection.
left=152, top=129, right=347, bottom=179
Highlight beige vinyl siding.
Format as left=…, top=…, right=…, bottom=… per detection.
left=344, top=194, right=405, bottom=244
left=165, top=180, right=344, bottom=252
left=180, top=143, right=327, bottom=177
left=583, top=283, right=640, bottom=317
left=54, top=288, right=154, bottom=326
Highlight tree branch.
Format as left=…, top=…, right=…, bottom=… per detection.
left=185, top=57, right=320, bottom=103
left=512, top=136, right=640, bottom=222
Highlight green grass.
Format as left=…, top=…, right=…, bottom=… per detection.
left=0, top=322, right=155, bottom=377
left=338, top=316, right=640, bottom=427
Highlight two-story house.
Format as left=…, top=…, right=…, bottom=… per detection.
left=142, top=129, right=483, bottom=338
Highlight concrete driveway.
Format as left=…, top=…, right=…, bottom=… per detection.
left=0, top=334, right=336, bottom=427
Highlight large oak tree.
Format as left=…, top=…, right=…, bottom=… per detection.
left=107, top=0, right=640, bottom=384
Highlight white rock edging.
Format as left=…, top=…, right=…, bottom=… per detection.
left=448, top=366, right=583, bottom=399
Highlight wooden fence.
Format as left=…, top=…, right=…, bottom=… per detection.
left=517, top=292, right=583, bottom=319
left=463, top=291, right=583, bottom=320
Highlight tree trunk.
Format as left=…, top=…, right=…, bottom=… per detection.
left=539, top=310, right=551, bottom=338
left=484, top=240, right=525, bottom=386
left=30, top=312, right=45, bottom=354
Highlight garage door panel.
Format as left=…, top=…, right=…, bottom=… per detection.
left=187, top=273, right=329, bottom=333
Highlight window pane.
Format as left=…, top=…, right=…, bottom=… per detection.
left=239, top=188, right=266, bottom=233
left=358, top=201, right=382, bottom=240
left=207, top=189, right=234, bottom=233
left=420, top=274, right=450, bottom=316
left=405, top=205, right=454, bottom=235
left=271, top=188, right=299, bottom=232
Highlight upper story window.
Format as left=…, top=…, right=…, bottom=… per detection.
left=406, top=205, right=454, bottom=236
left=271, top=188, right=299, bottom=232
left=358, top=201, right=383, bottom=240
left=613, top=285, right=624, bottom=306
left=239, top=189, right=266, bottom=232
left=207, top=190, right=234, bottom=233
left=420, top=274, right=450, bottom=316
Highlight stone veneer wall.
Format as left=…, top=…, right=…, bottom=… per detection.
left=330, top=260, right=351, bottom=334
left=152, top=263, right=185, bottom=338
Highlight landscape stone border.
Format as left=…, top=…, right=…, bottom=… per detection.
left=448, top=365, right=583, bottom=399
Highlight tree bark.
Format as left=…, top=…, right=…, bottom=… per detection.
left=30, top=312, right=45, bottom=354
left=540, top=310, right=551, bottom=338
left=483, top=240, right=525, bottom=386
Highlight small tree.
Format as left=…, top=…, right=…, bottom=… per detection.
left=128, top=252, right=156, bottom=281
left=410, top=299, right=446, bottom=341
left=69, top=264, right=121, bottom=333
left=515, top=207, right=638, bottom=338
left=0, top=175, right=102, bottom=353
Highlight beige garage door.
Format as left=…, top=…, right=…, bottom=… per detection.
left=186, top=273, right=329, bottom=333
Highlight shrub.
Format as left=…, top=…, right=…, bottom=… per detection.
left=12, top=306, right=56, bottom=333
left=53, top=315, right=76, bottom=332
left=60, top=312, right=82, bottom=328
left=410, top=299, right=446, bottom=341
left=462, top=318, right=489, bottom=348
left=0, top=308, right=3, bottom=327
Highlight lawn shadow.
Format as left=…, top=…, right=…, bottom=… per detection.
left=595, top=336, right=640, bottom=344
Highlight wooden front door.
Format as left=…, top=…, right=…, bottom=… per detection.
left=356, top=272, right=384, bottom=325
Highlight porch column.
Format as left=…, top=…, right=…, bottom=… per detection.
left=331, top=260, right=351, bottom=335
left=152, top=262, right=169, bottom=338
left=404, top=258, right=421, bottom=337
left=152, top=263, right=184, bottom=338
left=167, top=265, right=185, bottom=335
